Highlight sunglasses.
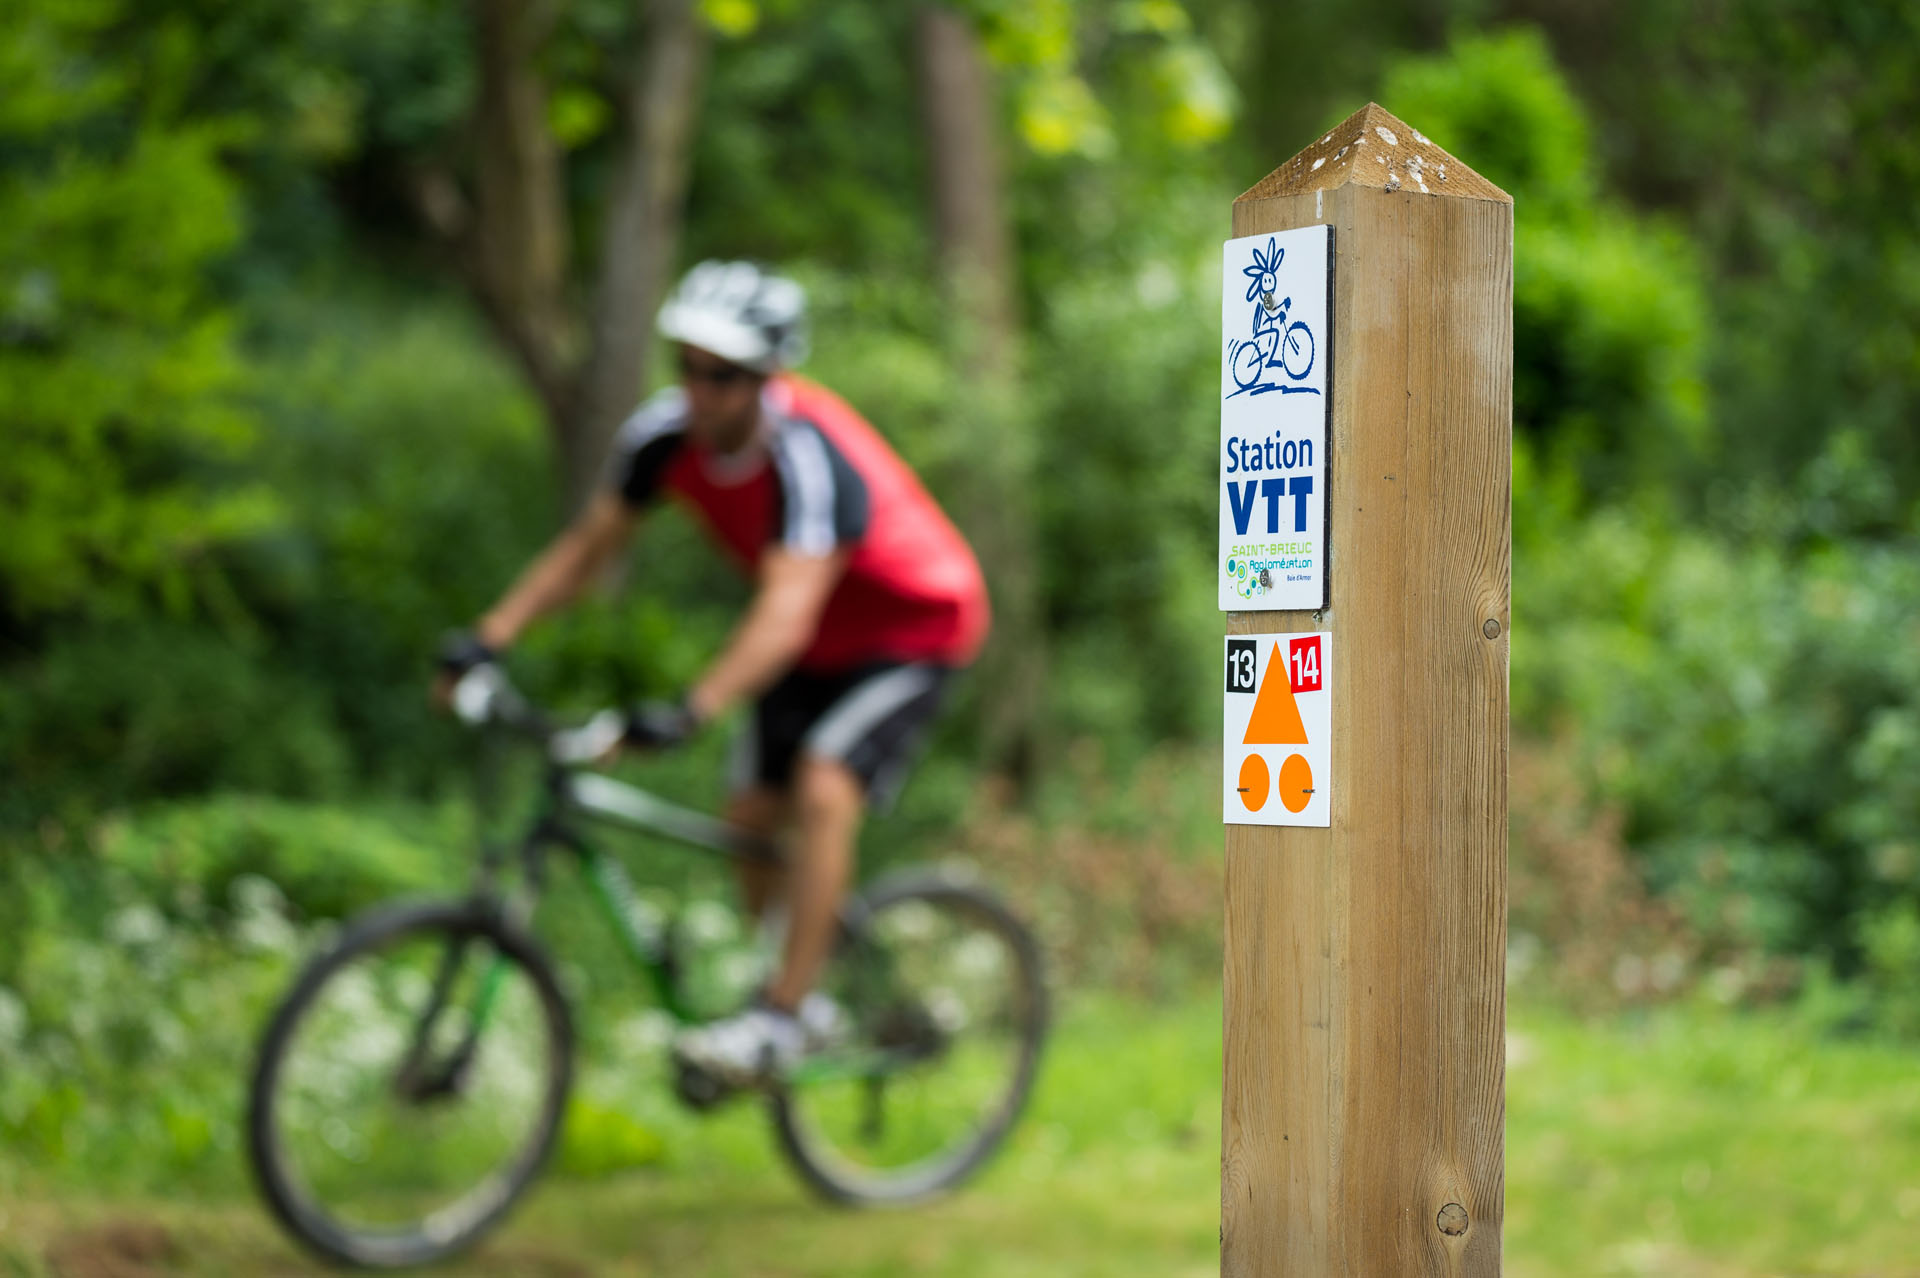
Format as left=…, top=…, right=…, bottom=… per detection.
left=677, top=353, right=756, bottom=388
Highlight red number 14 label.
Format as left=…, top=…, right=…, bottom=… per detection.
left=1287, top=635, right=1322, bottom=693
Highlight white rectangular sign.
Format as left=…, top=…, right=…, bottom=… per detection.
left=1224, top=632, right=1331, bottom=827
left=1219, top=225, right=1330, bottom=612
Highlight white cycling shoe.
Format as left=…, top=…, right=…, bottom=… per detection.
left=672, top=994, right=844, bottom=1090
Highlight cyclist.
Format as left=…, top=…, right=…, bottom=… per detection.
left=439, top=261, right=989, bottom=1088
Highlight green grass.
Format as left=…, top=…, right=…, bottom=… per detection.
left=1508, top=1002, right=1920, bottom=1276
left=4, top=993, right=1920, bottom=1275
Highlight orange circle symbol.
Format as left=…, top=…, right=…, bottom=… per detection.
left=1236, top=753, right=1270, bottom=812
left=1277, top=754, right=1314, bottom=813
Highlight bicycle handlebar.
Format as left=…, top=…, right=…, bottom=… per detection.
left=452, top=664, right=625, bottom=766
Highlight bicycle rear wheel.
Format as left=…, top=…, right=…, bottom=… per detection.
left=771, top=870, right=1048, bottom=1204
left=247, top=899, right=572, bottom=1267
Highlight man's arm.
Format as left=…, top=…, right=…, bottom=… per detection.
left=686, top=548, right=847, bottom=721
left=476, top=490, right=638, bottom=650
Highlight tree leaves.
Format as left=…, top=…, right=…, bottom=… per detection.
left=0, top=7, right=274, bottom=623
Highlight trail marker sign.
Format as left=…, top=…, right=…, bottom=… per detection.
left=1223, top=632, right=1330, bottom=827
left=1220, top=101, right=1510, bottom=1278
left=1219, top=224, right=1330, bottom=612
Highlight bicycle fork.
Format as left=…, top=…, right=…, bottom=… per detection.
left=394, top=935, right=511, bottom=1102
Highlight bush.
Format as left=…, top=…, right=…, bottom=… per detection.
left=0, top=623, right=351, bottom=826
left=1379, top=29, right=1707, bottom=502
left=1028, top=228, right=1226, bottom=748
left=1518, top=503, right=1920, bottom=994
left=93, top=795, right=460, bottom=922
left=0, top=871, right=311, bottom=1193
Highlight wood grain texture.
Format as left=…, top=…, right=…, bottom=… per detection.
left=1222, top=123, right=1511, bottom=1277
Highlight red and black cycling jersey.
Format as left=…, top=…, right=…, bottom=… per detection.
left=607, top=375, right=990, bottom=672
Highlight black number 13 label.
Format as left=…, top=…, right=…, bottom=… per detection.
left=1226, top=639, right=1258, bottom=693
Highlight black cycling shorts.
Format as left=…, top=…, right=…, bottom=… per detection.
left=729, top=662, right=953, bottom=807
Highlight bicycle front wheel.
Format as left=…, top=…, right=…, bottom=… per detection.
left=247, top=899, right=572, bottom=1268
left=771, top=870, right=1048, bottom=1205
left=1280, top=321, right=1315, bottom=380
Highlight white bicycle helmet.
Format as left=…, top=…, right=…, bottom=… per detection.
left=656, top=260, right=808, bottom=373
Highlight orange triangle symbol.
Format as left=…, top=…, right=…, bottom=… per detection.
left=1243, top=644, right=1309, bottom=745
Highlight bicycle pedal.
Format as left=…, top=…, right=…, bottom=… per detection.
left=671, top=1058, right=733, bottom=1112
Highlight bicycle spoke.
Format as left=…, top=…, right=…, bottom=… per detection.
left=260, top=916, right=566, bottom=1255
left=860, top=1076, right=886, bottom=1146
left=775, top=882, right=1044, bottom=1202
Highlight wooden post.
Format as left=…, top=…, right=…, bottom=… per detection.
left=1222, top=103, right=1511, bottom=1276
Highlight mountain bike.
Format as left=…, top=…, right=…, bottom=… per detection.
left=245, top=665, right=1049, bottom=1268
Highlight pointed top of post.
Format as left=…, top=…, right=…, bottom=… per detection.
left=1236, top=102, right=1511, bottom=207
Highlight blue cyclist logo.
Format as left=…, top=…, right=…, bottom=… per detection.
left=1226, top=237, right=1318, bottom=399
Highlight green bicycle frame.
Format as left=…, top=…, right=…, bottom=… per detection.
left=465, top=763, right=781, bottom=1033
left=460, top=758, right=922, bottom=1084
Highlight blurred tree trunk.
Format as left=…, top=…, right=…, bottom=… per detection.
left=426, top=0, right=708, bottom=514
left=915, top=4, right=1046, bottom=785
left=573, top=2, right=707, bottom=508
left=470, top=0, right=576, bottom=431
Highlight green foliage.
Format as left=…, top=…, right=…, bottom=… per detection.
left=0, top=871, right=304, bottom=1188
left=0, top=622, right=352, bottom=823
left=1377, top=27, right=1593, bottom=215
left=1028, top=231, right=1222, bottom=746
left=557, top=1098, right=669, bottom=1177
left=966, top=0, right=1234, bottom=158
left=1518, top=501, right=1920, bottom=991
left=699, top=0, right=762, bottom=40
left=238, top=295, right=555, bottom=692
left=0, top=292, right=546, bottom=823
left=1535, top=0, right=1920, bottom=533
left=93, top=796, right=456, bottom=921
left=0, top=0, right=274, bottom=622
left=1379, top=29, right=1707, bottom=502
left=690, top=5, right=928, bottom=270
left=1509, top=215, right=1707, bottom=497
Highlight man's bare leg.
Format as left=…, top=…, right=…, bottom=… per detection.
left=762, top=752, right=864, bottom=1012
left=725, top=786, right=789, bottom=919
